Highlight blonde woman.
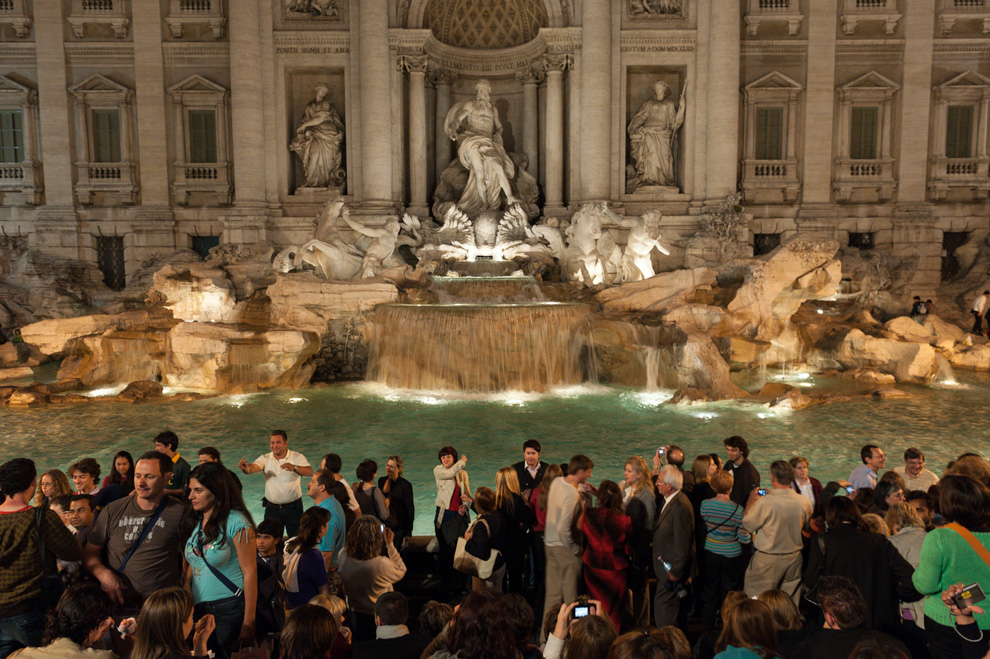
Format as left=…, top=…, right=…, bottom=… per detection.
left=33, top=469, right=72, bottom=507
left=495, top=467, right=532, bottom=593
left=130, top=587, right=215, bottom=659
left=619, top=456, right=655, bottom=629
left=886, top=503, right=927, bottom=629
left=310, top=593, right=352, bottom=657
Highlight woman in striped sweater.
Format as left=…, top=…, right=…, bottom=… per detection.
left=700, top=469, right=751, bottom=632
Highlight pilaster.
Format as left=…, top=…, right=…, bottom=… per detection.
left=228, top=0, right=267, bottom=209
left=900, top=0, right=937, bottom=203
left=578, top=0, right=611, bottom=201
left=357, top=0, right=394, bottom=207
left=801, top=1, right=838, bottom=205
left=132, top=0, right=170, bottom=208
left=34, top=0, right=74, bottom=208
left=705, top=0, right=740, bottom=201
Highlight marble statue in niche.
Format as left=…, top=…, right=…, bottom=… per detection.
left=290, top=82, right=345, bottom=190
left=628, top=80, right=686, bottom=191
left=629, top=0, right=683, bottom=16
left=286, top=0, right=341, bottom=18
left=444, top=79, right=519, bottom=213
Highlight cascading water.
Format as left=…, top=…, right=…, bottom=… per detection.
left=933, top=354, right=960, bottom=387
left=366, top=302, right=595, bottom=393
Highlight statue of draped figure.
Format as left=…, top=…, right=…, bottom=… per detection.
left=290, top=82, right=345, bottom=189
left=628, top=80, right=686, bottom=189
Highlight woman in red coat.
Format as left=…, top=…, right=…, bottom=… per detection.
left=580, top=479, right=633, bottom=631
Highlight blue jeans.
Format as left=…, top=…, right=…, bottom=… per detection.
left=0, top=608, right=46, bottom=659
left=195, top=595, right=244, bottom=659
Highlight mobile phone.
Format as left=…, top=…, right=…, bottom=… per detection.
left=954, top=583, right=986, bottom=610
left=757, top=488, right=768, bottom=496
left=845, top=485, right=855, bottom=494
left=657, top=447, right=665, bottom=456
left=380, top=523, right=385, bottom=532
left=573, top=605, right=590, bottom=618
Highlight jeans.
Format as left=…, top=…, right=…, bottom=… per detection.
left=0, top=608, right=46, bottom=659
left=195, top=595, right=245, bottom=659
left=263, top=498, right=303, bottom=537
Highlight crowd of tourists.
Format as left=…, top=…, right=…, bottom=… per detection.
left=1, top=429, right=989, bottom=659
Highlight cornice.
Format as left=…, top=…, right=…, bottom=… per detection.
left=64, top=42, right=133, bottom=66
left=162, top=42, right=229, bottom=64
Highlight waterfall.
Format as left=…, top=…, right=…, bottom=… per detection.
left=632, top=323, right=673, bottom=391
left=933, top=354, right=959, bottom=386
left=367, top=302, right=594, bottom=393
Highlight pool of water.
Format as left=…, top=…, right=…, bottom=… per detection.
left=4, top=372, right=989, bottom=535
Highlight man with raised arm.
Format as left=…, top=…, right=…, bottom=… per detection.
left=238, top=429, right=312, bottom=537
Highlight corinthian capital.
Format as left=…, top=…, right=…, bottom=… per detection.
left=428, top=68, right=456, bottom=87
left=515, top=67, right=546, bottom=85
left=398, top=54, right=429, bottom=74
left=543, top=53, right=573, bottom=73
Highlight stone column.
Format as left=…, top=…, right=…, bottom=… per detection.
left=543, top=55, right=570, bottom=214
left=227, top=0, right=266, bottom=209
left=705, top=0, right=740, bottom=200
left=403, top=55, right=429, bottom=215
left=131, top=0, right=169, bottom=207
left=357, top=0, right=393, bottom=205
left=801, top=2, right=838, bottom=204
left=516, top=67, right=544, bottom=177
left=431, top=69, right=454, bottom=184
left=579, top=0, right=611, bottom=201
left=33, top=0, right=73, bottom=208
left=899, top=0, right=936, bottom=203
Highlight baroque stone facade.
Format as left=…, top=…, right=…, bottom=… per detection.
left=0, top=0, right=987, bottom=297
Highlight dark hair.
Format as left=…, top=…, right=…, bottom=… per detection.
left=131, top=587, right=194, bottom=659
left=872, top=479, right=903, bottom=512
left=565, top=615, right=617, bottom=659
left=710, top=453, right=723, bottom=469
left=723, top=436, right=749, bottom=458
left=905, top=490, right=933, bottom=508
left=52, top=494, right=74, bottom=511
left=666, top=445, right=685, bottom=468
left=153, top=431, right=179, bottom=452
left=323, top=453, right=342, bottom=474
left=332, top=481, right=351, bottom=512
left=136, top=450, right=173, bottom=477
left=418, top=600, right=454, bottom=638
left=826, top=496, right=867, bottom=532
left=198, top=446, right=221, bottom=462
left=523, top=439, right=542, bottom=453
left=940, top=475, right=990, bottom=531
left=716, top=599, right=778, bottom=658
left=568, top=454, right=594, bottom=474
left=355, top=459, right=377, bottom=483
left=860, top=444, right=879, bottom=465
left=903, top=447, right=924, bottom=462
left=270, top=429, right=288, bottom=442
left=439, top=446, right=458, bottom=461
left=447, top=591, right=517, bottom=659
left=70, top=493, right=95, bottom=512
left=847, top=636, right=910, bottom=659
left=769, top=460, right=794, bottom=486
left=42, top=583, right=113, bottom=646
left=474, top=486, right=496, bottom=515
left=256, top=519, right=283, bottom=538
left=608, top=629, right=677, bottom=659
left=286, top=506, right=331, bottom=554
left=108, top=451, right=135, bottom=488
left=503, top=593, right=534, bottom=648
left=279, top=604, right=337, bottom=659
left=596, top=480, right=624, bottom=514
left=913, top=296, right=921, bottom=301
left=817, top=576, right=868, bottom=629
left=375, top=592, right=408, bottom=626
left=189, top=462, right=255, bottom=547
left=0, top=458, right=36, bottom=496
left=67, top=457, right=100, bottom=482
left=314, top=469, right=336, bottom=496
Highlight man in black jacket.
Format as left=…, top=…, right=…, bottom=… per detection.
left=512, top=439, right=548, bottom=500
left=724, top=435, right=760, bottom=507
left=352, top=592, right=430, bottom=659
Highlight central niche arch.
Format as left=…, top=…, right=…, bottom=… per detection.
left=403, top=0, right=568, bottom=38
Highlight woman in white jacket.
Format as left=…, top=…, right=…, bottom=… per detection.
left=434, top=446, right=471, bottom=596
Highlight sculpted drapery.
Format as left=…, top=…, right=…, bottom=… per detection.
left=628, top=80, right=686, bottom=188
left=290, top=83, right=345, bottom=189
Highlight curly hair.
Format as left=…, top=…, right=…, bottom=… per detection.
left=624, top=456, right=652, bottom=496
left=33, top=468, right=73, bottom=506
left=345, top=515, right=385, bottom=561
left=447, top=591, right=517, bottom=659
left=41, top=583, right=113, bottom=647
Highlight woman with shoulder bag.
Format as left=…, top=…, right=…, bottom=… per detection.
left=700, top=469, right=751, bottom=632
left=184, top=463, right=258, bottom=659
left=462, top=487, right=506, bottom=592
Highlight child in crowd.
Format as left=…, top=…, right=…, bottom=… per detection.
left=255, top=519, right=285, bottom=652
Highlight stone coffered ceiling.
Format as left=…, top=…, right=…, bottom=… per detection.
left=423, top=0, right=548, bottom=50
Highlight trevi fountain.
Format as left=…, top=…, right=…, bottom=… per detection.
left=1, top=0, right=989, bottom=530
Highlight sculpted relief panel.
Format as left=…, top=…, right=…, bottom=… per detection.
left=284, top=0, right=342, bottom=20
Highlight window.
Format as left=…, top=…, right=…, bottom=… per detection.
left=187, top=109, right=217, bottom=163
left=942, top=231, right=968, bottom=281
left=753, top=233, right=781, bottom=256
left=755, top=107, right=784, bottom=161
left=0, top=110, right=23, bottom=164
left=946, top=105, right=973, bottom=159
left=850, top=107, right=878, bottom=160
left=191, top=235, right=219, bottom=260
left=848, top=232, right=874, bottom=250
left=90, top=109, right=121, bottom=163
left=96, top=236, right=125, bottom=290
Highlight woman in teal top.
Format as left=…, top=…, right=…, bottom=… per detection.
left=912, top=475, right=990, bottom=659
left=184, top=462, right=258, bottom=659
left=714, top=599, right=782, bottom=659
left=700, top=469, right=751, bottom=632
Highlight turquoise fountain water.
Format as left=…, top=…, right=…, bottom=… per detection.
left=3, top=371, right=989, bottom=534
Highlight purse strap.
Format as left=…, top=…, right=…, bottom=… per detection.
left=197, top=531, right=244, bottom=597
left=946, top=522, right=990, bottom=569
left=118, top=497, right=168, bottom=574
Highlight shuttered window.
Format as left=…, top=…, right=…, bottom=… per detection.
left=0, top=110, right=24, bottom=163
left=187, top=109, right=217, bottom=163
left=91, top=109, right=121, bottom=163
left=755, top=107, right=784, bottom=161
left=850, top=106, right=878, bottom=160
left=946, top=105, right=973, bottom=159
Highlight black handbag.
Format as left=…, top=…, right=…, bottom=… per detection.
left=36, top=506, right=66, bottom=610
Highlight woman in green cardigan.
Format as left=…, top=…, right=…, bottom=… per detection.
left=913, top=475, right=990, bottom=659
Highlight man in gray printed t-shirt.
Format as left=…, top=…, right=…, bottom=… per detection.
left=84, top=451, right=190, bottom=616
